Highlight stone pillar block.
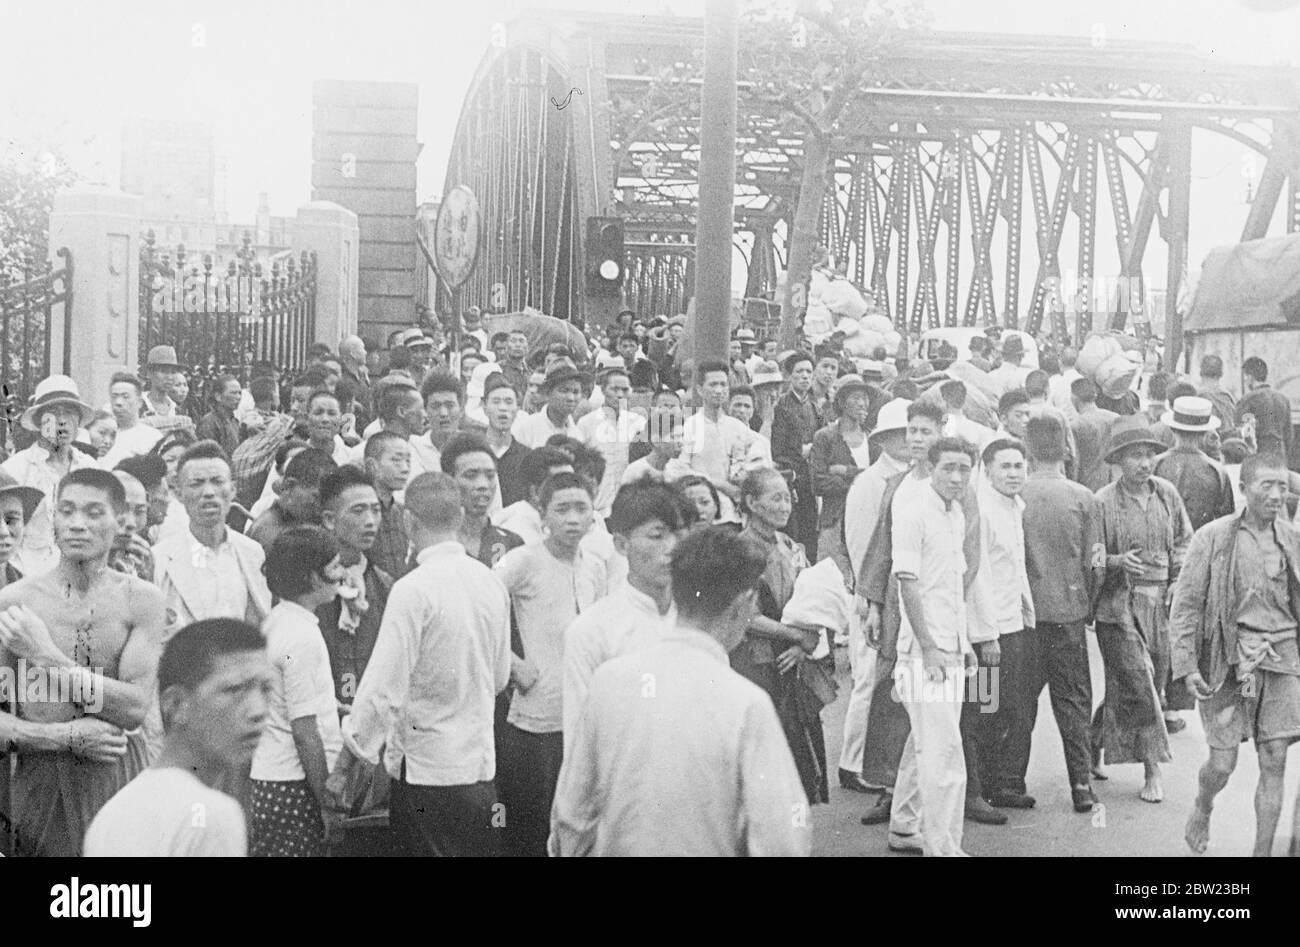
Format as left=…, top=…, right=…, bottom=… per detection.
left=294, top=201, right=359, bottom=347
left=48, top=186, right=143, bottom=405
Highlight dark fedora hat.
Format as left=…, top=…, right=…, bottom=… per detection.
left=1103, top=422, right=1168, bottom=465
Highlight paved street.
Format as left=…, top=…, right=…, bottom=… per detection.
left=813, top=631, right=1300, bottom=857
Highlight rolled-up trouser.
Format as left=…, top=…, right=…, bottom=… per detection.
left=1091, top=619, right=1171, bottom=767
left=993, top=623, right=1093, bottom=793
left=890, top=653, right=967, bottom=856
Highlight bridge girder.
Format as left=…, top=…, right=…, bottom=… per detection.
left=442, top=11, right=1300, bottom=343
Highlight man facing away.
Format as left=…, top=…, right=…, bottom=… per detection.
left=1198, top=354, right=1237, bottom=432
left=328, top=473, right=511, bottom=857
left=1174, top=453, right=1300, bottom=856
left=84, top=619, right=271, bottom=857
left=1237, top=356, right=1293, bottom=458
left=1015, top=415, right=1103, bottom=813
left=0, top=468, right=165, bottom=856
left=1070, top=377, right=1119, bottom=493
left=550, top=526, right=811, bottom=857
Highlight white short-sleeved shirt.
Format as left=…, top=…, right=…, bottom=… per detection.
left=513, top=410, right=581, bottom=449
left=101, top=422, right=164, bottom=469
left=85, top=767, right=247, bottom=857
left=891, top=483, right=971, bottom=656
left=251, top=600, right=342, bottom=781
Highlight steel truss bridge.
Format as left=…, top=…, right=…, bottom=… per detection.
left=442, top=10, right=1300, bottom=350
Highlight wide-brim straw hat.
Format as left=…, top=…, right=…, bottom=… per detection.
left=20, top=374, right=95, bottom=432
left=0, top=470, right=45, bottom=522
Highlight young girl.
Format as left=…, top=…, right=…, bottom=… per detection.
left=252, top=525, right=345, bottom=856
left=85, top=410, right=118, bottom=460
left=734, top=466, right=830, bottom=805
left=493, top=472, right=608, bottom=856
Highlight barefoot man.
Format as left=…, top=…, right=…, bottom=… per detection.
left=0, top=468, right=165, bottom=855
left=1091, top=422, right=1193, bottom=803
left=1173, top=453, right=1300, bottom=855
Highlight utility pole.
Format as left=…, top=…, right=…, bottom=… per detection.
left=692, top=0, right=738, bottom=369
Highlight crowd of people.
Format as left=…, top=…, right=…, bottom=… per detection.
left=1, top=303, right=1298, bottom=858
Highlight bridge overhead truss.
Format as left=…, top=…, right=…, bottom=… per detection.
left=444, top=13, right=1300, bottom=342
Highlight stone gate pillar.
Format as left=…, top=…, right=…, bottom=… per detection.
left=295, top=201, right=359, bottom=347
left=48, top=186, right=143, bottom=405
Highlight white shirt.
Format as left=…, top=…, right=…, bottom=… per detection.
left=1, top=443, right=99, bottom=575
left=157, top=497, right=190, bottom=544
left=100, top=421, right=163, bottom=469
left=84, top=767, right=247, bottom=857
left=494, top=542, right=609, bottom=733
left=681, top=410, right=753, bottom=486
left=513, top=409, right=581, bottom=449
left=987, top=362, right=1032, bottom=397
left=549, top=625, right=811, bottom=857
left=252, top=600, right=343, bottom=781
left=1050, top=369, right=1081, bottom=421
left=578, top=407, right=647, bottom=514
left=891, top=482, right=971, bottom=656
left=975, top=481, right=1035, bottom=640
left=843, top=452, right=910, bottom=579
left=188, top=533, right=249, bottom=620
left=945, top=414, right=995, bottom=457
left=561, top=583, right=676, bottom=746
left=342, top=541, right=511, bottom=785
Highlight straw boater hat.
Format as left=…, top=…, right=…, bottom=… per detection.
left=400, top=327, right=433, bottom=349
left=735, top=327, right=757, bottom=344
left=0, top=469, right=44, bottom=522
left=20, top=375, right=95, bottom=432
left=1161, top=395, right=1220, bottom=433
left=1102, top=421, right=1169, bottom=465
left=869, top=398, right=911, bottom=442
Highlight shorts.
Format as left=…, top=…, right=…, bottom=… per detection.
left=1199, top=669, right=1300, bottom=749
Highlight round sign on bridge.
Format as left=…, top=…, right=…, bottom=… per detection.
left=434, top=185, right=481, bottom=289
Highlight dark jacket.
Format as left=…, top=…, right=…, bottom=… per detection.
left=1171, top=510, right=1300, bottom=692
left=317, top=561, right=393, bottom=707
left=809, top=424, right=863, bottom=530
left=772, top=390, right=818, bottom=474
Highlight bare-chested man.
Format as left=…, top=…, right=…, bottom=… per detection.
left=0, top=468, right=165, bottom=856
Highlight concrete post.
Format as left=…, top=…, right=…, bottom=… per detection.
left=48, top=186, right=143, bottom=405
left=294, top=201, right=359, bottom=347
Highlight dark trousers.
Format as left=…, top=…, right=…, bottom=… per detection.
left=496, top=724, right=564, bottom=858
left=862, top=655, right=911, bottom=791
left=960, top=642, right=1004, bottom=800
left=390, top=773, right=502, bottom=857
left=993, top=624, right=1093, bottom=793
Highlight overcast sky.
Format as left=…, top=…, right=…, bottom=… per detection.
left=2, top=0, right=1299, bottom=288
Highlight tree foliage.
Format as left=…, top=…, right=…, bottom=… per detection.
left=0, top=146, right=79, bottom=283
left=608, top=0, right=929, bottom=345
